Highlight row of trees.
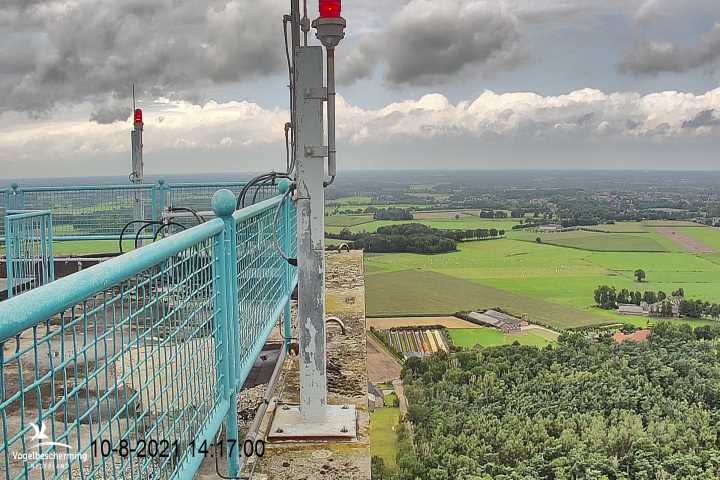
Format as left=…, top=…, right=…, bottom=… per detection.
left=374, top=208, right=414, bottom=221
left=593, top=285, right=720, bottom=319
left=352, top=234, right=457, bottom=254
left=679, top=299, right=720, bottom=319
left=476, top=210, right=508, bottom=219
left=594, top=285, right=686, bottom=310
left=328, top=224, right=505, bottom=254
left=393, top=324, right=720, bottom=479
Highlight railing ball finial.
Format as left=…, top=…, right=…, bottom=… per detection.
left=212, top=189, right=237, bottom=218
left=11, top=183, right=18, bottom=191
left=277, top=179, right=291, bottom=194
left=158, top=179, right=165, bottom=186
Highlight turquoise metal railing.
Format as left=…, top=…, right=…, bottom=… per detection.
left=0, top=188, right=297, bottom=480
left=2, top=181, right=277, bottom=242
left=4, top=210, right=55, bottom=299
left=0, top=189, right=6, bottom=239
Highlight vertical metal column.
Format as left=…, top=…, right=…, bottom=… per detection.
left=131, top=110, right=145, bottom=245
left=294, top=46, right=327, bottom=422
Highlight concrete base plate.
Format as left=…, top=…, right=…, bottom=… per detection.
left=268, top=404, right=357, bottom=441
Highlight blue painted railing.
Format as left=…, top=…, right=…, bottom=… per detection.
left=1, top=181, right=277, bottom=241
left=4, top=210, right=55, bottom=298
left=0, top=188, right=297, bottom=480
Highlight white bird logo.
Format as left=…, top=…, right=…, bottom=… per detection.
left=29, top=422, right=73, bottom=450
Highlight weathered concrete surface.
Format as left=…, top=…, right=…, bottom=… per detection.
left=251, top=250, right=370, bottom=480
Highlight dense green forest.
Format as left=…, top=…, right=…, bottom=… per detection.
left=389, top=324, right=720, bottom=479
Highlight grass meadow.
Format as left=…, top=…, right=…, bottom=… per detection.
left=370, top=407, right=400, bottom=470
left=364, top=222, right=720, bottom=329
left=448, top=328, right=555, bottom=348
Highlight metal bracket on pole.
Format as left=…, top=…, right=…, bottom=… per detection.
left=304, top=146, right=329, bottom=158
left=305, top=87, right=328, bottom=100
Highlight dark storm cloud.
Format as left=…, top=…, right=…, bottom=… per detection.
left=682, top=109, right=720, bottom=129
left=90, top=103, right=132, bottom=125
left=618, top=23, right=720, bottom=75
left=0, top=0, right=286, bottom=117
left=338, top=0, right=523, bottom=86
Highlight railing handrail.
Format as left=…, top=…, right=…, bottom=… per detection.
left=0, top=217, right=225, bottom=338
left=6, top=209, right=53, bottom=219
left=5, top=181, right=253, bottom=193
left=6, top=183, right=158, bottom=192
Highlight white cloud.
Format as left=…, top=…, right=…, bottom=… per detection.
left=337, top=87, right=720, bottom=142
left=2, top=87, right=720, bottom=176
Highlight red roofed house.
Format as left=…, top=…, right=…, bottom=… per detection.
left=613, top=329, right=652, bottom=344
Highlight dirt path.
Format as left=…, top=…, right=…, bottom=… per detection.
left=367, top=334, right=402, bottom=384
left=655, top=227, right=714, bottom=254
left=521, top=324, right=561, bottom=339
left=368, top=316, right=482, bottom=330
left=392, top=379, right=408, bottom=418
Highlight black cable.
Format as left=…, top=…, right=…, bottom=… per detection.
left=251, top=180, right=276, bottom=205
left=168, top=207, right=206, bottom=225
left=152, top=222, right=187, bottom=243
left=119, top=220, right=162, bottom=254
left=135, top=222, right=163, bottom=250
left=283, top=16, right=296, bottom=176
left=236, top=172, right=290, bottom=210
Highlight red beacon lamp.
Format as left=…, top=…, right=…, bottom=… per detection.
left=319, top=0, right=341, bottom=18
left=314, top=0, right=346, bottom=48
left=134, top=108, right=143, bottom=126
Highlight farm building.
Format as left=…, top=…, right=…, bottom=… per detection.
left=466, top=310, right=526, bottom=333
left=617, top=304, right=646, bottom=316
left=648, top=298, right=681, bottom=318
left=368, top=383, right=385, bottom=412
left=538, top=224, right=563, bottom=232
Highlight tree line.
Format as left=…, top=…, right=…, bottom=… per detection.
left=373, top=208, right=414, bottom=221
left=388, top=323, right=720, bottom=479
left=328, top=223, right=505, bottom=254
left=593, top=285, right=720, bottom=319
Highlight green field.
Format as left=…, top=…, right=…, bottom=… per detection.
left=52, top=240, right=134, bottom=256
left=370, top=407, right=400, bottom=470
left=513, top=230, right=672, bottom=252
left=364, top=230, right=720, bottom=329
left=448, top=328, right=555, bottom=348
left=329, top=196, right=373, bottom=206
left=325, top=214, right=374, bottom=227
left=365, top=270, right=611, bottom=328
left=676, top=226, right=720, bottom=251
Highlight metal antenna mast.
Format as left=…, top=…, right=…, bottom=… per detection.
left=130, top=84, right=145, bottom=245
left=271, top=0, right=352, bottom=439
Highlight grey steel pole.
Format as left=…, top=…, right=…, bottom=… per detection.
left=294, top=46, right=327, bottom=422
left=131, top=111, right=145, bottom=246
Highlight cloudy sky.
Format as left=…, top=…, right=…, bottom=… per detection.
left=2, top=0, right=720, bottom=178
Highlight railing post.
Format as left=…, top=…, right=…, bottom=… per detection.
left=46, top=212, right=55, bottom=283
left=9, top=183, right=20, bottom=211
left=211, top=189, right=241, bottom=477
left=278, top=181, right=294, bottom=351
left=4, top=214, right=13, bottom=298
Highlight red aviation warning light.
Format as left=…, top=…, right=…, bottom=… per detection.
left=134, top=108, right=143, bottom=125
left=314, top=0, right=345, bottom=48
left=319, top=0, right=341, bottom=18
